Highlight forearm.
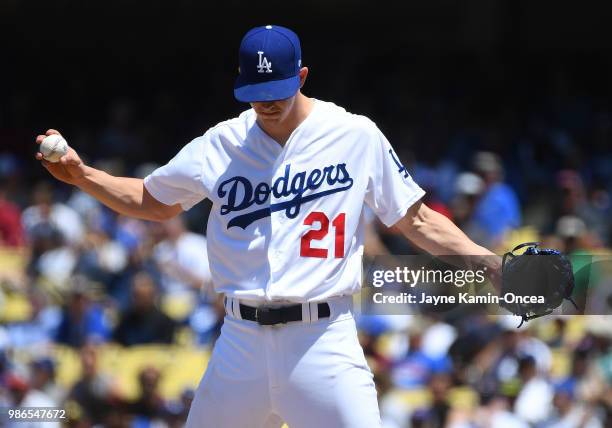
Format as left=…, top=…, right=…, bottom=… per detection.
left=74, top=166, right=174, bottom=221
left=397, top=202, right=500, bottom=269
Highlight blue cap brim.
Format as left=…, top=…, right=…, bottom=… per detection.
left=234, top=75, right=300, bottom=102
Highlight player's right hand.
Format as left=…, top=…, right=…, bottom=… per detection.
left=35, top=129, right=87, bottom=185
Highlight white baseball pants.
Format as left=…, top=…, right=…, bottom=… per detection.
left=185, top=296, right=381, bottom=428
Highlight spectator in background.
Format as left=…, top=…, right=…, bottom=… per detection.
left=586, top=180, right=611, bottom=245
left=561, top=350, right=589, bottom=393
left=21, top=182, right=84, bottom=246
left=554, top=216, right=600, bottom=313
left=358, top=330, right=392, bottom=375
left=513, top=355, right=553, bottom=425
left=540, top=380, right=603, bottom=428
left=128, top=366, right=168, bottom=424
left=556, top=215, right=590, bottom=254
left=67, top=188, right=104, bottom=232
left=21, top=183, right=82, bottom=286
left=29, top=357, right=64, bottom=404
left=153, top=216, right=211, bottom=300
left=113, top=271, right=176, bottom=346
left=471, top=152, right=521, bottom=246
left=391, top=326, right=452, bottom=390
left=4, top=290, right=61, bottom=348
left=475, top=395, right=529, bottom=428
left=0, top=178, right=24, bottom=247
left=152, top=215, right=213, bottom=325
left=411, top=372, right=453, bottom=428
left=108, top=217, right=161, bottom=311
left=76, top=224, right=128, bottom=288
left=556, top=170, right=609, bottom=245
left=451, top=172, right=485, bottom=242
left=26, top=220, right=76, bottom=287
left=4, top=370, right=59, bottom=428
left=66, top=344, right=118, bottom=426
left=55, top=276, right=111, bottom=347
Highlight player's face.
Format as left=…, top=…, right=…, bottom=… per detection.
left=250, top=68, right=308, bottom=125
left=250, top=95, right=296, bottom=123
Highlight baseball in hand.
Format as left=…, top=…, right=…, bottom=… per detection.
left=40, top=134, right=68, bottom=163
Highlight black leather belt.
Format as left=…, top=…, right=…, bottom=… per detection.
left=239, top=302, right=331, bottom=325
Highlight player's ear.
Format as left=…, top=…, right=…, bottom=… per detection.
left=298, top=67, right=308, bottom=88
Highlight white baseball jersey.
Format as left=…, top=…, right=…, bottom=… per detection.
left=144, top=99, right=424, bottom=303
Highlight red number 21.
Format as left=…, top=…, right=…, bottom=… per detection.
left=300, top=212, right=345, bottom=258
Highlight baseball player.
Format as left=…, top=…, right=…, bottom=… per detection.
left=36, top=25, right=500, bottom=428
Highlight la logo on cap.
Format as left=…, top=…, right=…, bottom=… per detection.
left=257, top=51, right=272, bottom=73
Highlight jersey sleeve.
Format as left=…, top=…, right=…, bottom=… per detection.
left=364, top=122, right=425, bottom=227
left=144, top=135, right=209, bottom=211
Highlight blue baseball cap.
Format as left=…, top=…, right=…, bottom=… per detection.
left=234, top=25, right=302, bottom=103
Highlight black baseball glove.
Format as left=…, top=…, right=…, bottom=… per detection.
left=501, top=242, right=578, bottom=327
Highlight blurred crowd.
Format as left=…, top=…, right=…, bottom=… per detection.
left=362, top=314, right=612, bottom=428
left=1, top=63, right=612, bottom=427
